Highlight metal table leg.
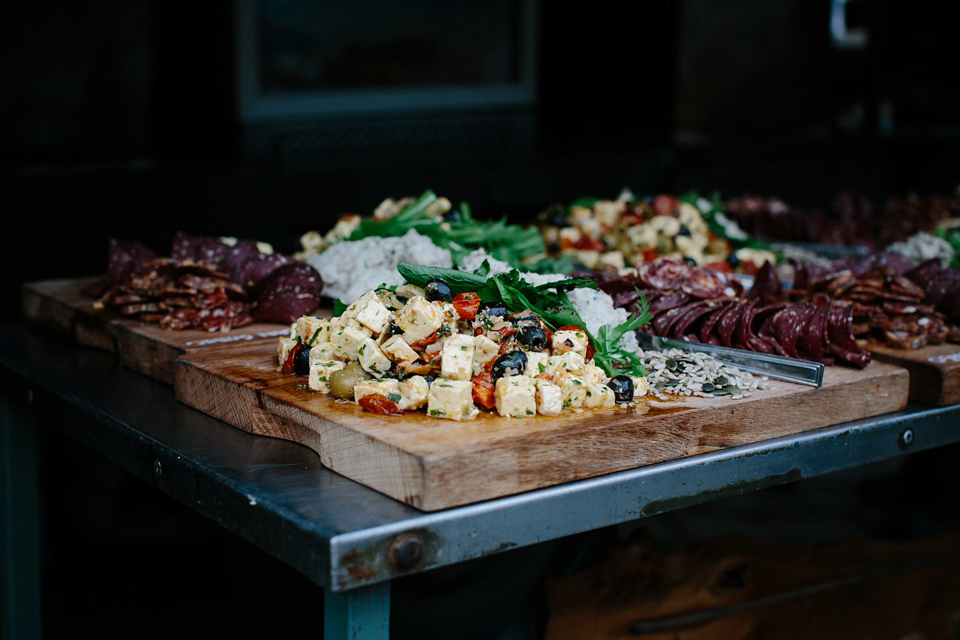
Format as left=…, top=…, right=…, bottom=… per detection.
left=1, top=395, right=42, bottom=640
left=324, top=581, right=391, bottom=640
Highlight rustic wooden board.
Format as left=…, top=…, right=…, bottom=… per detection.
left=174, top=341, right=910, bottom=511
left=21, top=278, right=296, bottom=385
left=866, top=341, right=960, bottom=406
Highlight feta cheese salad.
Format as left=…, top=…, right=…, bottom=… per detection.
left=277, top=261, right=654, bottom=421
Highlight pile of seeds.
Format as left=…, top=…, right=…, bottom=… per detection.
left=639, top=348, right=770, bottom=400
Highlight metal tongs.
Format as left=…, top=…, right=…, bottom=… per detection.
left=636, top=333, right=825, bottom=388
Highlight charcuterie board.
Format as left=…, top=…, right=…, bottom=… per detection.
left=20, top=278, right=296, bottom=385
left=173, top=340, right=909, bottom=510
left=866, top=341, right=960, bottom=406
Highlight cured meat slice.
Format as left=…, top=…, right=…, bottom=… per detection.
left=219, top=239, right=262, bottom=276
left=716, top=301, right=746, bottom=347
left=681, top=267, right=738, bottom=299
left=250, top=262, right=324, bottom=324
left=652, top=304, right=689, bottom=337
left=670, top=300, right=719, bottom=340
left=746, top=260, right=782, bottom=301
left=698, top=300, right=734, bottom=344
left=797, top=303, right=830, bottom=360
left=81, top=238, right=157, bottom=299
left=637, top=259, right=690, bottom=290
left=232, top=252, right=297, bottom=289
left=825, top=301, right=871, bottom=368
left=648, top=291, right=691, bottom=316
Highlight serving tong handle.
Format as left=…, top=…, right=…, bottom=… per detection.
left=636, top=333, right=825, bottom=388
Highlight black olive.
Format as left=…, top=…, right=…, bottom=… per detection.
left=677, top=224, right=691, bottom=236
left=385, top=322, right=403, bottom=337
left=683, top=256, right=697, bottom=266
left=424, top=278, right=454, bottom=302
left=726, top=253, right=741, bottom=268
left=515, top=325, right=547, bottom=351
left=478, top=301, right=509, bottom=319
left=491, top=350, right=527, bottom=380
left=607, top=375, right=634, bottom=403
left=293, top=346, right=311, bottom=376
left=538, top=203, right=568, bottom=227
left=442, top=210, right=462, bottom=223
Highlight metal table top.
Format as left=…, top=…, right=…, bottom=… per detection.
left=2, top=321, right=958, bottom=592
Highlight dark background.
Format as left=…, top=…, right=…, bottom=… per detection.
left=4, top=0, right=959, bottom=323
left=3, top=2, right=960, bottom=637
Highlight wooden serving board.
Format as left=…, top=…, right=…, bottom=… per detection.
left=20, top=278, right=294, bottom=385
left=866, top=341, right=960, bottom=406
left=174, top=341, right=910, bottom=511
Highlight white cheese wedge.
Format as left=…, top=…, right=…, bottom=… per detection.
left=277, top=336, right=297, bottom=366
left=381, top=335, right=418, bottom=363
left=471, top=335, right=500, bottom=376
left=334, top=319, right=372, bottom=361
left=552, top=329, right=589, bottom=358
left=398, top=376, right=429, bottom=411
left=427, top=379, right=479, bottom=421
left=396, top=296, right=446, bottom=345
left=295, top=315, right=331, bottom=345
left=534, top=379, right=563, bottom=416
left=353, top=378, right=401, bottom=404
left=495, top=375, right=537, bottom=418
left=308, top=341, right=336, bottom=364
left=546, top=352, right=586, bottom=378
left=524, top=351, right=549, bottom=377
left=357, top=338, right=392, bottom=378
left=309, top=360, right=345, bottom=394
left=560, top=375, right=589, bottom=408
left=440, top=333, right=474, bottom=381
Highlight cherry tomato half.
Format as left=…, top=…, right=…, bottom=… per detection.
left=358, top=393, right=405, bottom=416
left=471, top=372, right=496, bottom=410
left=452, top=292, right=482, bottom=320
left=281, top=341, right=304, bottom=374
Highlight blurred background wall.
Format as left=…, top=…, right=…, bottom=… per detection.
left=3, top=0, right=959, bottom=320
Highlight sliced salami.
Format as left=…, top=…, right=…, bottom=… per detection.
left=250, top=262, right=324, bottom=324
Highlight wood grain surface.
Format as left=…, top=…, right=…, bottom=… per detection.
left=21, top=278, right=298, bottom=384
left=866, top=341, right=960, bottom=406
left=174, top=341, right=910, bottom=511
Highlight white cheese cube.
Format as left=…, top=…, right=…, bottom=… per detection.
left=552, top=328, right=589, bottom=358
left=278, top=337, right=298, bottom=366
left=396, top=296, right=446, bottom=345
left=398, top=376, right=429, bottom=411
left=333, top=320, right=372, bottom=361
left=353, top=378, right=401, bottom=404
left=583, top=382, right=607, bottom=408
left=308, top=360, right=345, bottom=394
left=524, top=351, right=549, bottom=377
left=354, top=297, right=391, bottom=335
left=427, top=379, right=479, bottom=421
left=632, top=376, right=650, bottom=399
left=308, top=341, right=336, bottom=364
left=597, top=385, right=617, bottom=408
left=295, top=315, right=331, bottom=345
left=534, top=379, right=563, bottom=416
left=583, top=363, right=607, bottom=385
left=560, top=375, right=589, bottom=408
left=546, top=352, right=586, bottom=378
left=340, top=290, right=380, bottom=321
left=381, top=335, right=419, bottom=363
left=471, top=335, right=500, bottom=376
left=495, top=375, right=537, bottom=418
left=440, top=333, right=474, bottom=381
left=357, top=338, right=392, bottom=378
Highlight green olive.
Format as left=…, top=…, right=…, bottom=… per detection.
left=328, top=362, right=371, bottom=399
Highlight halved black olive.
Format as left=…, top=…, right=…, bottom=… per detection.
left=607, top=375, right=634, bottom=403
left=425, top=278, right=454, bottom=302
left=677, top=224, right=691, bottom=236
left=726, top=253, right=741, bottom=268
left=478, top=301, right=509, bottom=319
left=515, top=325, right=547, bottom=352
left=293, top=345, right=311, bottom=376
left=491, top=350, right=527, bottom=380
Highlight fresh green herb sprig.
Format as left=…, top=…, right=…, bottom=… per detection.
left=397, top=261, right=593, bottom=331
left=346, top=189, right=547, bottom=270
left=396, top=262, right=655, bottom=377
left=590, top=292, right=653, bottom=378
left=935, top=225, right=960, bottom=267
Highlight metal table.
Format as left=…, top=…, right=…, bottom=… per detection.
left=3, top=321, right=959, bottom=639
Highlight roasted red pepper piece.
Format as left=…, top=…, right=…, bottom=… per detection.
left=358, top=393, right=405, bottom=416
